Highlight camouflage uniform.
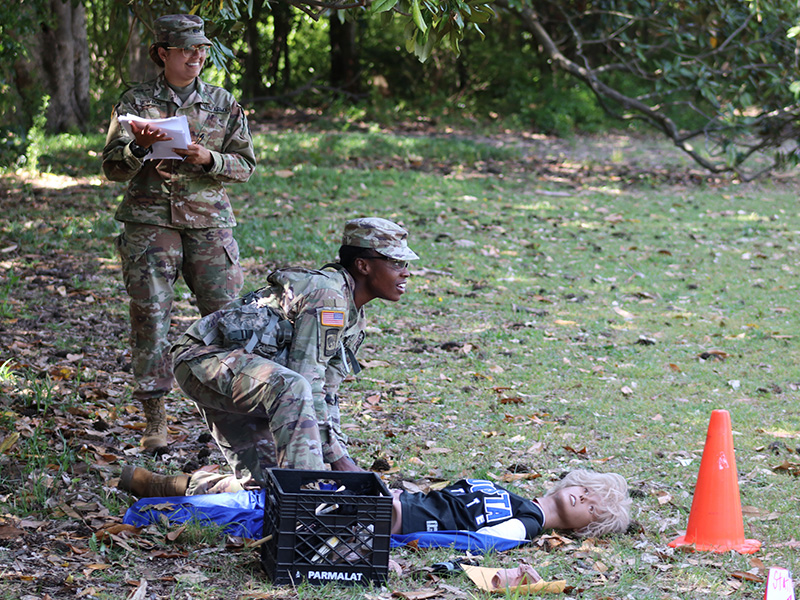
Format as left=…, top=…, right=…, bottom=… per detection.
left=101, top=15, right=256, bottom=444
left=171, top=218, right=419, bottom=495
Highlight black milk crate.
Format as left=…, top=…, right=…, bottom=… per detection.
left=261, top=469, right=392, bottom=586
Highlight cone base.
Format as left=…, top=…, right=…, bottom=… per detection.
left=668, top=535, right=761, bottom=554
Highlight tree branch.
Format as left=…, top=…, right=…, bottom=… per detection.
left=493, top=0, right=799, bottom=180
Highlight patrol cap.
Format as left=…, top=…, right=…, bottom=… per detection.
left=154, top=14, right=211, bottom=47
left=149, top=15, right=211, bottom=66
left=342, top=217, right=419, bottom=261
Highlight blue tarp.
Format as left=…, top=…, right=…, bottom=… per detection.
left=123, top=490, right=267, bottom=539
left=389, top=530, right=528, bottom=552
left=123, top=490, right=528, bottom=553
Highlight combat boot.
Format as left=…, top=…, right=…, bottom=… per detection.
left=140, top=397, right=168, bottom=450
left=118, top=466, right=190, bottom=497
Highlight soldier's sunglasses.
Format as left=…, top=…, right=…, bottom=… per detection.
left=361, top=256, right=409, bottom=271
left=168, top=45, right=209, bottom=58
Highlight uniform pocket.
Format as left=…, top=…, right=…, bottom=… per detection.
left=115, top=229, right=151, bottom=289
left=223, top=235, right=240, bottom=266
left=222, top=234, right=244, bottom=297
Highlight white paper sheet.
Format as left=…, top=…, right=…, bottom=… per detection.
left=118, top=114, right=191, bottom=160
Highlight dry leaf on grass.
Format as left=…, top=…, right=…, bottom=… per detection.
left=462, top=564, right=565, bottom=594
left=392, top=588, right=442, bottom=599
left=0, top=523, right=23, bottom=540
left=772, top=461, right=800, bottom=476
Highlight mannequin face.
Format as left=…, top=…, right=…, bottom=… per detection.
left=158, top=45, right=207, bottom=87
left=549, top=486, right=599, bottom=530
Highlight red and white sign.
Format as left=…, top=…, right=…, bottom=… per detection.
left=765, top=567, right=795, bottom=600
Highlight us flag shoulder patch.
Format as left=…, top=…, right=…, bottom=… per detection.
left=320, top=310, right=345, bottom=327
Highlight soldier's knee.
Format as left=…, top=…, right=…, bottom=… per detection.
left=283, top=373, right=312, bottom=400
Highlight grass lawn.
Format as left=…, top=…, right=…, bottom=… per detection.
left=0, top=122, right=798, bottom=599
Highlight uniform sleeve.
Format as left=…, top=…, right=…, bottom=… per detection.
left=205, top=100, right=256, bottom=184
left=322, top=355, right=352, bottom=461
left=101, top=101, right=146, bottom=182
left=323, top=349, right=348, bottom=398
left=286, top=287, right=350, bottom=463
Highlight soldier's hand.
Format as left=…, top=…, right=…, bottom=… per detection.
left=173, top=143, right=213, bottom=166
left=130, top=121, right=172, bottom=148
left=330, top=456, right=365, bottom=473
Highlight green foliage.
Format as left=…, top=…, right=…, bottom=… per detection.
left=18, top=96, right=50, bottom=173
left=367, top=0, right=496, bottom=61
left=0, top=271, right=20, bottom=319
left=19, top=370, right=57, bottom=414
left=0, top=1, right=48, bottom=168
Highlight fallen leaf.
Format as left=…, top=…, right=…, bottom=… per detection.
left=175, top=572, right=209, bottom=584
left=0, top=522, right=23, bottom=539
left=772, top=461, right=800, bottom=476
left=771, top=538, right=800, bottom=548
left=656, top=491, right=672, bottom=505
left=0, top=432, right=20, bottom=453
left=388, top=558, right=404, bottom=577
left=499, top=397, right=523, bottom=405
left=364, top=393, right=382, bottom=407
left=18, top=518, right=47, bottom=529
left=698, top=350, right=729, bottom=361
left=392, top=587, right=441, bottom=599
left=361, top=359, right=391, bottom=368
left=497, top=472, right=541, bottom=483
left=593, top=561, right=608, bottom=573
left=757, top=429, right=800, bottom=439
left=95, top=523, right=140, bottom=542
left=613, top=306, right=634, bottom=320
left=730, top=571, right=763, bottom=583
left=421, top=447, right=451, bottom=455
left=127, top=579, right=148, bottom=600
left=166, top=524, right=186, bottom=541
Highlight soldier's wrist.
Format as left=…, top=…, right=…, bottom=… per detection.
left=130, top=141, right=152, bottom=159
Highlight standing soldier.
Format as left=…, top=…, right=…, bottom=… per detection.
left=118, top=218, right=418, bottom=497
left=102, top=15, right=256, bottom=451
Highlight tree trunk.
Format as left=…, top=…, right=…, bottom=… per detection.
left=242, top=0, right=268, bottom=102
left=267, top=3, right=293, bottom=92
left=39, top=0, right=91, bottom=133
left=128, top=17, right=157, bottom=85
left=329, top=16, right=360, bottom=97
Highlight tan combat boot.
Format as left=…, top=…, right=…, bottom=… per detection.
left=140, top=397, right=168, bottom=450
left=118, top=466, right=190, bottom=497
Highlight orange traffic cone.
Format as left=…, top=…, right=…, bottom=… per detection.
left=669, top=409, right=761, bottom=554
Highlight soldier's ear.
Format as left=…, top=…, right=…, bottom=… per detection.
left=354, top=257, right=371, bottom=277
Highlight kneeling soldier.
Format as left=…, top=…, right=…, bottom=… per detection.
left=119, top=217, right=418, bottom=497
